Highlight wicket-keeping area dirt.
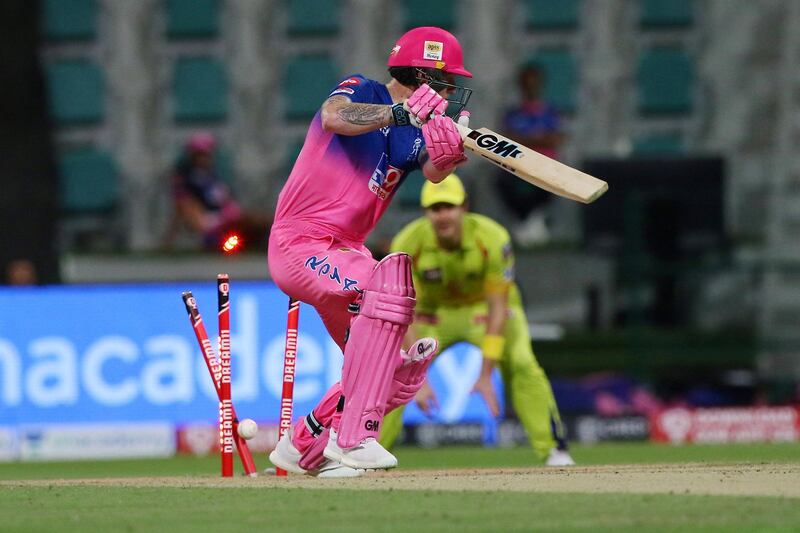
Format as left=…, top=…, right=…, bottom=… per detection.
left=3, top=463, right=799, bottom=497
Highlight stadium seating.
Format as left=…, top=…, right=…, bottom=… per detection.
left=639, top=0, right=693, bottom=29
left=46, top=59, right=104, bottom=125
left=404, top=0, right=456, bottom=30
left=165, top=0, right=219, bottom=39
left=173, top=57, right=227, bottom=122
left=41, top=0, right=96, bottom=41
left=632, top=133, right=685, bottom=155
left=526, top=0, right=581, bottom=30
left=215, top=148, right=234, bottom=184
left=525, top=49, right=577, bottom=113
left=287, top=0, right=340, bottom=36
left=637, top=47, right=693, bottom=114
left=58, top=148, right=118, bottom=213
left=284, top=55, right=339, bottom=120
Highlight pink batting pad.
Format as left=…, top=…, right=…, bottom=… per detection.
left=386, top=338, right=438, bottom=412
left=299, top=337, right=437, bottom=445
left=337, top=253, right=416, bottom=448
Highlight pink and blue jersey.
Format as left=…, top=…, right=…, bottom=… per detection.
left=274, top=75, right=425, bottom=244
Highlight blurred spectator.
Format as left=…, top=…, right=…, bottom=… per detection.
left=162, top=132, right=270, bottom=252
left=4, top=258, right=38, bottom=286
left=495, top=63, right=564, bottom=247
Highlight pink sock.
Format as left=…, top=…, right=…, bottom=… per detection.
left=298, top=427, right=331, bottom=471
left=291, top=382, right=342, bottom=453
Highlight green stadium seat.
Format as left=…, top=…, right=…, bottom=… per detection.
left=637, top=48, right=693, bottom=114
left=288, top=0, right=340, bottom=36
left=46, top=59, right=104, bottom=125
left=165, top=0, right=219, bottom=38
left=640, top=0, right=693, bottom=28
left=173, top=57, right=227, bottom=122
left=42, top=0, right=96, bottom=41
left=214, top=148, right=235, bottom=184
left=285, top=55, right=339, bottom=120
left=632, top=133, right=684, bottom=155
left=525, top=49, right=577, bottom=113
left=58, top=148, right=118, bottom=213
left=404, top=0, right=456, bottom=30
left=397, top=172, right=425, bottom=208
left=526, top=0, right=581, bottom=30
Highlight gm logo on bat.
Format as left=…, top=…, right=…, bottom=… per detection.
left=468, top=131, right=523, bottom=158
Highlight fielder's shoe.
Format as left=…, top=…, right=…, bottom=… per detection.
left=323, top=429, right=398, bottom=470
left=268, top=429, right=306, bottom=475
left=545, top=448, right=576, bottom=467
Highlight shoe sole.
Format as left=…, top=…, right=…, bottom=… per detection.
left=316, top=466, right=365, bottom=478
left=268, top=449, right=307, bottom=475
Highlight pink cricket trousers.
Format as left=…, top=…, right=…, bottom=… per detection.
left=268, top=221, right=378, bottom=451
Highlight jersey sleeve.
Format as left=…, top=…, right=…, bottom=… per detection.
left=327, top=74, right=373, bottom=104
left=484, top=224, right=515, bottom=296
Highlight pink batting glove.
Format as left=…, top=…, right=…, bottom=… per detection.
left=421, top=114, right=467, bottom=170
left=404, top=83, right=448, bottom=126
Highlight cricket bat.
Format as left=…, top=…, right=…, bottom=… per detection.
left=455, top=123, right=608, bottom=204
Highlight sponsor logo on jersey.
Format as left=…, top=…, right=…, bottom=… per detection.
left=407, top=136, right=423, bottom=162
left=329, top=87, right=355, bottom=96
left=468, top=131, right=524, bottom=158
left=422, top=268, right=442, bottom=282
left=369, top=153, right=404, bottom=200
left=423, top=41, right=444, bottom=61
left=339, top=78, right=361, bottom=86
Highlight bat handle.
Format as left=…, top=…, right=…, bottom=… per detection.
left=455, top=123, right=472, bottom=141
left=457, top=111, right=471, bottom=128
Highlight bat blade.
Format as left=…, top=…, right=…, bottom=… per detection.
left=456, top=124, right=608, bottom=204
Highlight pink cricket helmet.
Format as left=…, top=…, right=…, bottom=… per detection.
left=387, top=26, right=473, bottom=78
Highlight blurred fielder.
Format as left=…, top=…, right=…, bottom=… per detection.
left=378, top=174, right=575, bottom=467
left=268, top=27, right=474, bottom=477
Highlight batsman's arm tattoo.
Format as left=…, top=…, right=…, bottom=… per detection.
left=321, top=96, right=393, bottom=134
left=338, top=103, right=392, bottom=126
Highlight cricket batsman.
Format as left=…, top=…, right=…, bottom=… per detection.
left=268, top=27, right=474, bottom=477
left=378, top=174, right=576, bottom=467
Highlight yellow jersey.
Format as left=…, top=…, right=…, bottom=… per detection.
left=390, top=213, right=522, bottom=313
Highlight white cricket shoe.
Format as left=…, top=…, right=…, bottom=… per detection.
left=268, top=429, right=306, bottom=475
left=316, top=460, right=365, bottom=478
left=270, top=428, right=364, bottom=478
left=323, top=429, right=398, bottom=470
left=545, top=448, right=576, bottom=467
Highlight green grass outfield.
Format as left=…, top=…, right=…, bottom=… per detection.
left=1, top=442, right=799, bottom=532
